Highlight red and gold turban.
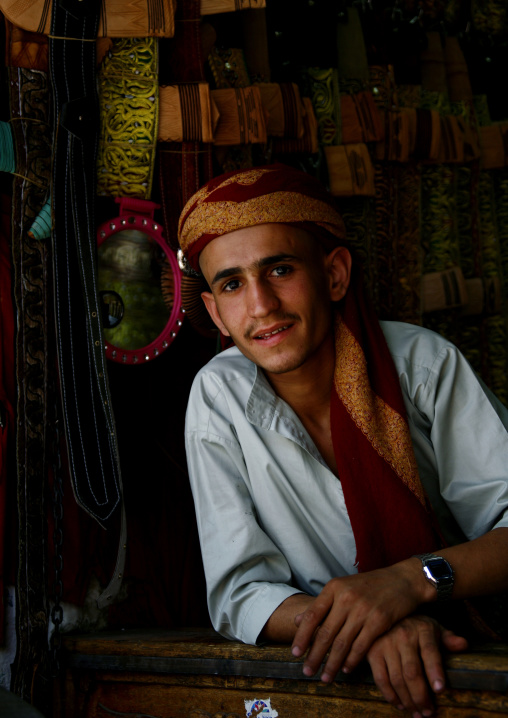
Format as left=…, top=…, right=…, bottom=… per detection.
left=178, top=163, right=439, bottom=573
left=178, top=163, right=346, bottom=272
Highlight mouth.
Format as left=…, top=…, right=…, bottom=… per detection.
left=253, top=325, right=291, bottom=340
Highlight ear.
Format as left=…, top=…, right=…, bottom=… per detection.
left=326, top=246, right=352, bottom=302
left=201, top=291, right=231, bottom=337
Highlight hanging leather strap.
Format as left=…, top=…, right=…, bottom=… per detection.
left=49, top=0, right=125, bottom=570
left=8, top=64, right=52, bottom=702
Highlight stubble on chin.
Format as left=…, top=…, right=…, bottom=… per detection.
left=251, top=342, right=311, bottom=376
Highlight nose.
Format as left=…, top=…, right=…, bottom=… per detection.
left=246, top=279, right=280, bottom=318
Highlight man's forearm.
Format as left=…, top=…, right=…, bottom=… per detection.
left=379, top=527, right=508, bottom=610
left=430, top=526, right=508, bottom=600
left=361, top=526, right=508, bottom=612
left=260, top=593, right=314, bottom=642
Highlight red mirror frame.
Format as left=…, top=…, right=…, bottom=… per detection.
left=97, top=197, right=185, bottom=364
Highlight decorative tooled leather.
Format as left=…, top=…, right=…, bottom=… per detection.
left=306, top=67, right=341, bottom=146
left=6, top=20, right=48, bottom=71
left=97, top=37, right=159, bottom=200
left=8, top=65, right=52, bottom=703
left=208, top=47, right=251, bottom=89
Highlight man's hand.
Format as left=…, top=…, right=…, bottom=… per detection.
left=367, top=615, right=468, bottom=716
left=291, top=559, right=433, bottom=680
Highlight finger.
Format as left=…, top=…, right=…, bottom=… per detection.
left=341, top=609, right=393, bottom=673
left=398, top=631, right=434, bottom=715
left=441, top=628, right=468, bottom=654
left=294, top=613, right=303, bottom=628
left=292, top=592, right=334, bottom=659
left=367, top=649, right=403, bottom=709
left=418, top=624, right=448, bottom=696
left=302, top=613, right=349, bottom=678
left=318, top=624, right=357, bottom=682
left=383, top=648, right=417, bottom=713
left=305, top=592, right=382, bottom=679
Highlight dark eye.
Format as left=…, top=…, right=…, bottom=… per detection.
left=223, top=278, right=241, bottom=292
left=271, top=265, right=293, bottom=277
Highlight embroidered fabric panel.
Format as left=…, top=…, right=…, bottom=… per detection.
left=333, top=315, right=425, bottom=505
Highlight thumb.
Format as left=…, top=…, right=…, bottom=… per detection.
left=441, top=628, right=468, bottom=653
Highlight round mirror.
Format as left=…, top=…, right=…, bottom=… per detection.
left=97, top=198, right=184, bottom=364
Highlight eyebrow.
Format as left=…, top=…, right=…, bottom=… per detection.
left=211, top=253, right=299, bottom=287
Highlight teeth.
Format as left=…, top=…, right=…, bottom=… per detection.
left=258, top=326, right=287, bottom=338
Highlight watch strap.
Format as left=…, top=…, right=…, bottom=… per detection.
left=414, top=553, right=455, bottom=601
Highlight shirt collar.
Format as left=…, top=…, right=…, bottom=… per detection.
left=245, top=363, right=326, bottom=465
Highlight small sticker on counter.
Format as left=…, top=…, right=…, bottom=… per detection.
left=245, top=698, right=279, bottom=717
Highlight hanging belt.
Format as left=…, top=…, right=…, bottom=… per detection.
left=49, top=0, right=126, bottom=606
left=8, top=64, right=52, bottom=701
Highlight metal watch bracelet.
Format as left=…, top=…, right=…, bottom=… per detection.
left=414, top=552, right=455, bottom=601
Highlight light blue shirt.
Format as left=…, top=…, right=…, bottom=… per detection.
left=185, top=321, right=508, bottom=644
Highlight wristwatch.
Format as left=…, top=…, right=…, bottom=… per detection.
left=414, top=553, right=455, bottom=601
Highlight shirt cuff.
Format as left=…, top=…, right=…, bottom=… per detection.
left=238, top=584, right=306, bottom=646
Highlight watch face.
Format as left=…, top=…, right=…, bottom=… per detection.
left=426, top=558, right=453, bottom=581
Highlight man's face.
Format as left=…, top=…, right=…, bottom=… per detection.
left=199, top=223, right=350, bottom=380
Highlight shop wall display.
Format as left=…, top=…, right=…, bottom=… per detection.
left=0, top=0, right=508, bottom=712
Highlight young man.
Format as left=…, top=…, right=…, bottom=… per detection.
left=178, top=164, right=508, bottom=717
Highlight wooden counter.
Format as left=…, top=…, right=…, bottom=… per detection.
left=53, top=628, right=508, bottom=717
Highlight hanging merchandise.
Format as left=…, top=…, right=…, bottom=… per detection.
left=271, top=97, right=319, bottom=156
left=157, top=0, right=215, bottom=248
left=0, top=122, right=15, bottom=173
left=306, top=67, right=342, bottom=147
left=210, top=86, right=267, bottom=145
left=205, top=31, right=255, bottom=171
left=97, top=37, right=159, bottom=200
left=5, top=18, right=48, bottom=70
left=201, top=0, right=265, bottom=15
left=0, top=120, right=51, bottom=239
left=0, top=0, right=176, bottom=37
left=97, top=197, right=184, bottom=364
left=208, top=46, right=252, bottom=89
left=6, top=60, right=53, bottom=700
left=0, top=196, right=15, bottom=647
left=48, top=0, right=126, bottom=615
left=255, top=82, right=304, bottom=139
left=480, top=124, right=508, bottom=169
left=28, top=198, right=51, bottom=239
left=158, top=84, right=218, bottom=144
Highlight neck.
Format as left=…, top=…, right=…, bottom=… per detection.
left=265, top=335, right=335, bottom=422
left=265, top=335, right=338, bottom=475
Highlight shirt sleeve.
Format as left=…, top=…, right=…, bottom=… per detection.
left=185, top=375, right=303, bottom=645
left=414, top=341, right=508, bottom=539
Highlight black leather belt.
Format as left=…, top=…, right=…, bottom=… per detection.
left=49, top=0, right=126, bottom=606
